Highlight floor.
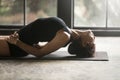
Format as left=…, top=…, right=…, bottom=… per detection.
left=0, top=37, right=120, bottom=80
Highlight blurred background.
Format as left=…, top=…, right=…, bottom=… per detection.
left=0, top=0, right=120, bottom=30
left=0, top=0, right=57, bottom=25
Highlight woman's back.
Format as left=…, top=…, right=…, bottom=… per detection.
left=18, top=17, right=71, bottom=45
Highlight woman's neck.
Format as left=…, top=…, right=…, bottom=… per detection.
left=70, top=29, right=81, bottom=41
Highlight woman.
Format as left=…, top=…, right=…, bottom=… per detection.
left=0, top=17, right=95, bottom=57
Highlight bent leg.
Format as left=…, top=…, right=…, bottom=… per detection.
left=0, top=38, right=11, bottom=57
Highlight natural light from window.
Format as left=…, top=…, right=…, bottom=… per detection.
left=74, top=0, right=106, bottom=27
left=26, top=0, right=57, bottom=24
left=108, top=0, right=120, bottom=27
left=74, top=0, right=120, bottom=28
left=0, top=0, right=57, bottom=25
left=0, top=0, right=24, bottom=25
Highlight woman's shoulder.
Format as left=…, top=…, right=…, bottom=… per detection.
left=36, top=17, right=63, bottom=22
left=45, top=17, right=62, bottom=20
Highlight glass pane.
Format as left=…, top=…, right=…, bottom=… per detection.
left=0, top=0, right=24, bottom=25
left=74, top=0, right=106, bottom=27
left=108, top=0, right=120, bottom=27
left=26, top=0, right=57, bottom=24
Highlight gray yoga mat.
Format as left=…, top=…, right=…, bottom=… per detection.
left=0, top=51, right=108, bottom=61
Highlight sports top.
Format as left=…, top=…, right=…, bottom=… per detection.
left=8, top=17, right=71, bottom=57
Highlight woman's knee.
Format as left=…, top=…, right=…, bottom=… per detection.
left=0, top=39, right=11, bottom=56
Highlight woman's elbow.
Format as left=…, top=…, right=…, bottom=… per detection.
left=33, top=50, right=48, bottom=58
left=63, top=32, right=71, bottom=43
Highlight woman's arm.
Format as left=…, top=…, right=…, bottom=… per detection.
left=6, top=29, right=70, bottom=57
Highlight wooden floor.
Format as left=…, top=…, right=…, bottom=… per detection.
left=0, top=37, right=120, bottom=80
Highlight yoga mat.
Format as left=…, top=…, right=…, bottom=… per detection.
left=0, top=51, right=108, bottom=61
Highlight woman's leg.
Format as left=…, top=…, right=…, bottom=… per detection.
left=0, top=37, right=11, bottom=57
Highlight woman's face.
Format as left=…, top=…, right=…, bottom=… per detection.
left=79, top=30, right=95, bottom=47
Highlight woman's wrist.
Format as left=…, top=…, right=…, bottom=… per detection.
left=16, top=39, right=21, bottom=46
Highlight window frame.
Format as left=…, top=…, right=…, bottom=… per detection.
left=0, top=0, right=120, bottom=36
left=0, top=0, right=26, bottom=35
left=58, top=0, right=120, bottom=36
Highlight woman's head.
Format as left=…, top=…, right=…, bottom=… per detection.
left=79, top=30, right=95, bottom=47
left=68, top=30, right=95, bottom=57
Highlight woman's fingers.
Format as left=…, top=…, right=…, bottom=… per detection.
left=9, top=31, right=19, bottom=39
left=14, top=31, right=18, bottom=36
left=5, top=31, right=19, bottom=45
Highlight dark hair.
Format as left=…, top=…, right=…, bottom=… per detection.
left=68, top=40, right=95, bottom=58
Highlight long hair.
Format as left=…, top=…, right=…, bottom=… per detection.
left=68, top=39, right=95, bottom=58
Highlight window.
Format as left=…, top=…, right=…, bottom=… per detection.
left=108, top=0, right=120, bottom=27
left=0, top=0, right=57, bottom=25
left=1, top=0, right=120, bottom=36
left=26, top=0, right=57, bottom=24
left=0, top=0, right=24, bottom=25
left=74, top=0, right=106, bottom=27
left=74, top=0, right=120, bottom=29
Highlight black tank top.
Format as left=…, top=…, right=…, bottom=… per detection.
left=8, top=17, right=71, bottom=57
left=18, top=17, right=71, bottom=45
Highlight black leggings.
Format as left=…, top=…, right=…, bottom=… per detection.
left=7, top=42, right=28, bottom=57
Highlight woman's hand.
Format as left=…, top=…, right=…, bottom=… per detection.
left=6, top=31, right=19, bottom=45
